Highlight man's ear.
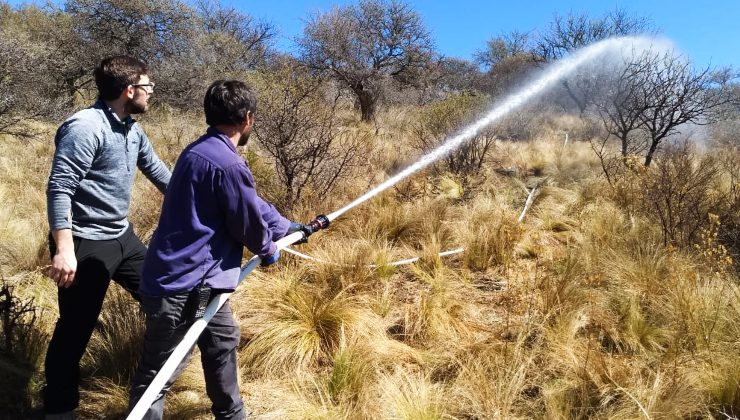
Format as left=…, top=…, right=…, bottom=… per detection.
left=244, top=111, right=254, bottom=127
left=123, top=85, right=135, bottom=100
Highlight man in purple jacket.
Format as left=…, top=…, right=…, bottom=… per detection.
left=129, top=80, right=309, bottom=419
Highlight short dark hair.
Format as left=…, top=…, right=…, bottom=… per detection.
left=94, top=56, right=148, bottom=101
left=204, top=80, right=257, bottom=127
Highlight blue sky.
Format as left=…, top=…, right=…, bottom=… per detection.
left=241, top=0, right=738, bottom=70
left=7, top=0, right=738, bottom=69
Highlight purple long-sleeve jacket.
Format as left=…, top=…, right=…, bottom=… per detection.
left=140, top=128, right=291, bottom=296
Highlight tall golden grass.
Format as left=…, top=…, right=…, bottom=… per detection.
left=0, top=105, right=738, bottom=419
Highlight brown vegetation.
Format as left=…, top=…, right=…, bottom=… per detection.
left=0, top=1, right=738, bottom=418
left=2, top=103, right=738, bottom=418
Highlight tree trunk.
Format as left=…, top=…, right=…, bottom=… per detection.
left=354, top=87, right=376, bottom=122
left=644, top=140, right=659, bottom=166
left=562, top=80, right=586, bottom=116
left=620, top=137, right=628, bottom=156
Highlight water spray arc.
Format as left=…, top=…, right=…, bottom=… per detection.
left=328, top=36, right=650, bottom=221
left=127, top=36, right=651, bottom=419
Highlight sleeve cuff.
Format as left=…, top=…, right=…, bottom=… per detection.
left=258, top=242, right=278, bottom=259
left=49, top=218, right=72, bottom=231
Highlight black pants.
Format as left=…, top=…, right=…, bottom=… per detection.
left=44, top=225, right=145, bottom=414
left=129, top=293, right=244, bottom=420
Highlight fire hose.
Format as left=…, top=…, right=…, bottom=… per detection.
left=128, top=36, right=631, bottom=418
left=282, top=246, right=465, bottom=267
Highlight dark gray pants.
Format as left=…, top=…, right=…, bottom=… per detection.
left=129, top=293, right=245, bottom=420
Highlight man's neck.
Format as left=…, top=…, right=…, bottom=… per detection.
left=212, top=125, right=241, bottom=148
left=103, top=98, right=129, bottom=121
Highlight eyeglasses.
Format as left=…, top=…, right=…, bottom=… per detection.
left=131, top=82, right=155, bottom=93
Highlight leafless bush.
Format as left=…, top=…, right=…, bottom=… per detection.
left=495, top=105, right=537, bottom=142
left=473, top=31, right=540, bottom=97
left=534, top=8, right=654, bottom=61
left=412, top=92, right=497, bottom=175
left=3, top=0, right=277, bottom=111
left=66, top=0, right=195, bottom=65
left=647, top=145, right=721, bottom=245
left=0, top=278, right=43, bottom=357
left=607, top=142, right=723, bottom=246
left=712, top=143, right=740, bottom=269
left=596, top=50, right=733, bottom=167
left=155, top=0, right=276, bottom=107
left=252, top=62, right=365, bottom=209
left=0, top=29, right=66, bottom=136
left=0, top=277, right=48, bottom=416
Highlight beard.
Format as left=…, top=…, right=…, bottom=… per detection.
left=125, top=95, right=148, bottom=115
left=237, top=132, right=250, bottom=147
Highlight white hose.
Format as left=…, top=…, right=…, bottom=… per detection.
left=282, top=246, right=465, bottom=267
left=127, top=231, right=304, bottom=420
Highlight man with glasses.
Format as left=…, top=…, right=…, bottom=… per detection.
left=44, top=55, right=171, bottom=419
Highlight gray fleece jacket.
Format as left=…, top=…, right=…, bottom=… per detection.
left=46, top=100, right=171, bottom=240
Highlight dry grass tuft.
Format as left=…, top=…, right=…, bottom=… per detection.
left=0, top=182, right=49, bottom=272
left=162, top=389, right=211, bottom=420
left=345, top=196, right=456, bottom=251
left=77, top=377, right=130, bottom=419
left=82, top=287, right=145, bottom=384
left=456, top=197, right=522, bottom=271
left=0, top=133, right=54, bottom=272
left=699, top=354, right=740, bottom=417
left=239, top=270, right=386, bottom=377
left=400, top=265, right=473, bottom=346
left=279, top=378, right=352, bottom=420
left=325, top=340, right=375, bottom=407
left=378, top=370, right=450, bottom=420
left=300, top=238, right=389, bottom=293
left=450, top=340, right=536, bottom=419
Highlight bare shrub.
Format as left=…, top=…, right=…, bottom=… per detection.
left=595, top=50, right=733, bottom=167
left=251, top=62, right=365, bottom=209
left=645, top=147, right=721, bottom=245
left=712, top=143, right=740, bottom=270
left=473, top=31, right=540, bottom=98
left=534, top=8, right=654, bottom=61
left=435, top=57, right=488, bottom=95
left=0, top=279, right=43, bottom=357
left=3, top=0, right=276, bottom=110
left=600, top=142, right=723, bottom=247
left=0, top=277, right=48, bottom=416
left=0, top=29, right=66, bottom=136
left=412, top=92, right=496, bottom=175
left=156, top=0, right=276, bottom=107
